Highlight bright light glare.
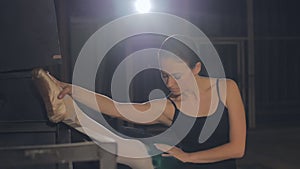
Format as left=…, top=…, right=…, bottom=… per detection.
left=135, top=0, right=151, bottom=13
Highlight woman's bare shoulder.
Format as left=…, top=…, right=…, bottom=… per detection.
left=213, top=78, right=240, bottom=106
left=216, top=78, right=238, bottom=89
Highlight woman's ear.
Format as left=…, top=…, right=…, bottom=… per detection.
left=192, top=62, right=201, bottom=75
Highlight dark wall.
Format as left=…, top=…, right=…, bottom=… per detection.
left=253, top=0, right=300, bottom=123
left=0, top=0, right=61, bottom=119
left=0, top=0, right=61, bottom=72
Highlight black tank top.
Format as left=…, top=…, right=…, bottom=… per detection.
left=167, top=79, right=237, bottom=169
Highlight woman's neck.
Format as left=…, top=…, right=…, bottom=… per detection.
left=197, top=76, right=214, bottom=94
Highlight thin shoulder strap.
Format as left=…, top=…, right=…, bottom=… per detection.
left=167, top=97, right=179, bottom=110
left=216, top=79, right=221, bottom=100
left=167, top=97, right=179, bottom=124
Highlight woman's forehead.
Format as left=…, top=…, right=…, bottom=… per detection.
left=160, top=57, right=190, bottom=73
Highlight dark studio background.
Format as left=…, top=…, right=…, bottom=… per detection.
left=0, top=0, right=300, bottom=169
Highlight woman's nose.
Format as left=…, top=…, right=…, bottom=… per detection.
left=166, top=76, right=176, bottom=87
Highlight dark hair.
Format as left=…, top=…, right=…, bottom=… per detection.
left=158, top=36, right=201, bottom=69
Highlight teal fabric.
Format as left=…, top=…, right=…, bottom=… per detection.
left=152, top=155, right=181, bottom=169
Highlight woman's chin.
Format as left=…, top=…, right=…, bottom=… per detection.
left=170, top=91, right=181, bottom=97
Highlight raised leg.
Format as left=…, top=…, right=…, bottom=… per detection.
left=32, top=68, right=154, bottom=169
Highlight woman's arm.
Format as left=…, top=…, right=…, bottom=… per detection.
left=158, top=79, right=246, bottom=163
left=58, top=82, right=172, bottom=125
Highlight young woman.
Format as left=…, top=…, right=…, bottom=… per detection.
left=34, top=37, right=246, bottom=169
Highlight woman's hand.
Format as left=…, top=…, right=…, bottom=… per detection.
left=57, top=82, right=72, bottom=99
left=48, top=74, right=72, bottom=99
left=154, top=143, right=190, bottom=163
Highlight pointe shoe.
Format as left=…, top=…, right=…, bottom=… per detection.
left=32, top=68, right=67, bottom=123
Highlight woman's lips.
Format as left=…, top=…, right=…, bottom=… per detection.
left=170, top=88, right=180, bottom=92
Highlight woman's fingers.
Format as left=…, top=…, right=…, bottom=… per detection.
left=58, top=87, right=71, bottom=99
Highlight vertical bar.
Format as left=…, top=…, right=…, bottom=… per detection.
left=56, top=123, right=71, bottom=144
left=56, top=124, right=73, bottom=169
left=99, top=147, right=117, bottom=169
left=247, top=0, right=256, bottom=128
left=236, top=41, right=247, bottom=106
left=240, top=41, right=247, bottom=104
left=54, top=0, right=71, bottom=82
left=236, top=42, right=242, bottom=84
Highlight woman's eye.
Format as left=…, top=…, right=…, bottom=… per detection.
left=173, top=74, right=182, bottom=79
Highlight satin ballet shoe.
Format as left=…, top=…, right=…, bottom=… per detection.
left=32, top=68, right=67, bottom=123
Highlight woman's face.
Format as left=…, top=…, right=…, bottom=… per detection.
left=160, top=57, right=198, bottom=96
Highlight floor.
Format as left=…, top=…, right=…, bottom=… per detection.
left=237, top=125, right=300, bottom=169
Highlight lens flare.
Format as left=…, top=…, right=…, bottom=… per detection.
left=135, top=0, right=151, bottom=13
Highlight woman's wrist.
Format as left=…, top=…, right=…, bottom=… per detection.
left=182, top=152, right=191, bottom=163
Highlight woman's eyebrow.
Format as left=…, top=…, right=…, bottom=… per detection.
left=160, top=71, right=182, bottom=76
left=171, top=73, right=182, bottom=76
